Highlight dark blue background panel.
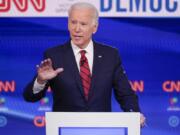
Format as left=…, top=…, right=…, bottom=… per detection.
left=0, top=18, right=180, bottom=135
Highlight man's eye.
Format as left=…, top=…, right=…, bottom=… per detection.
left=71, top=21, right=76, bottom=24
left=81, top=23, right=87, bottom=26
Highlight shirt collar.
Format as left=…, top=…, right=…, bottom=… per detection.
left=71, top=40, right=93, bottom=56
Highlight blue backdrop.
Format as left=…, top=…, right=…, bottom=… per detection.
left=0, top=17, right=180, bottom=135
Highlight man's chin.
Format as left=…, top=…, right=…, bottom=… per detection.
left=72, top=41, right=83, bottom=47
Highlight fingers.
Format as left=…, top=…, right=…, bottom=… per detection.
left=41, top=58, right=52, bottom=68
left=140, top=113, right=146, bottom=128
left=55, top=68, right=64, bottom=74
left=36, top=58, right=52, bottom=71
left=46, top=58, right=52, bottom=67
left=36, top=59, right=64, bottom=79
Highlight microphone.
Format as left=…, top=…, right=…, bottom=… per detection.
left=80, top=59, right=86, bottom=66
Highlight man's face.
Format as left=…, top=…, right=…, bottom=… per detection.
left=68, top=8, right=98, bottom=48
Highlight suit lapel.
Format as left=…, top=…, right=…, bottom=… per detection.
left=88, top=42, right=103, bottom=100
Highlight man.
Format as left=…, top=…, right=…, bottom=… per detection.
left=23, top=2, right=146, bottom=126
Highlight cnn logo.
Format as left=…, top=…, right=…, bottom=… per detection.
left=163, top=81, right=180, bottom=92
left=0, top=80, right=15, bottom=93
left=0, top=0, right=45, bottom=12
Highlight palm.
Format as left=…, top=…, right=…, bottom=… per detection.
left=37, top=58, right=63, bottom=83
left=38, top=66, right=57, bottom=80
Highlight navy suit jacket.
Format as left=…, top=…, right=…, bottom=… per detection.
left=23, top=41, right=140, bottom=112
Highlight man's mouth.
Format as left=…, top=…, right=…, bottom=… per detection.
left=74, top=35, right=83, bottom=38
left=73, top=35, right=83, bottom=40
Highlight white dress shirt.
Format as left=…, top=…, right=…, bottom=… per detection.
left=71, top=40, right=94, bottom=74
left=33, top=40, right=94, bottom=94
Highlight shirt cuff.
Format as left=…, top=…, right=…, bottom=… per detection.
left=33, top=78, right=47, bottom=94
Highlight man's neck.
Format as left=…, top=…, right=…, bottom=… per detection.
left=71, top=40, right=92, bottom=49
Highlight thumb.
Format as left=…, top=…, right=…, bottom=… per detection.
left=55, top=68, right=64, bottom=74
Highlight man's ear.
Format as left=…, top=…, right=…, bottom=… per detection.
left=93, top=23, right=98, bottom=34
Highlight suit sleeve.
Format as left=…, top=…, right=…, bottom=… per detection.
left=23, top=52, right=49, bottom=102
left=23, top=77, right=49, bottom=102
left=112, top=49, right=141, bottom=112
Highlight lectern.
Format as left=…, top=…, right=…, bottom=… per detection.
left=46, top=112, right=140, bottom=135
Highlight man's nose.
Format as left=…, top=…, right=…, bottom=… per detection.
left=75, top=24, right=81, bottom=32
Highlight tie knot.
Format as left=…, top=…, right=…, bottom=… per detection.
left=80, top=50, right=86, bottom=56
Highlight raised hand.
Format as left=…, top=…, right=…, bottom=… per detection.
left=36, top=58, right=63, bottom=84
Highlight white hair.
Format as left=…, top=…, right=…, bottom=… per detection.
left=68, top=2, right=99, bottom=25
